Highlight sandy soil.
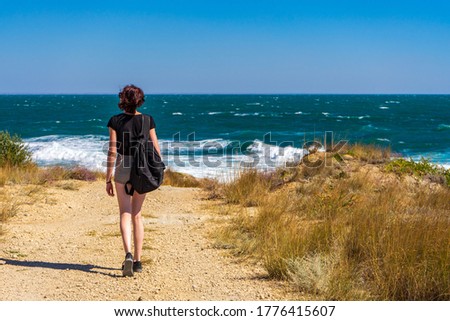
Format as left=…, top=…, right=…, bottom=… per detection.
left=0, top=181, right=296, bottom=301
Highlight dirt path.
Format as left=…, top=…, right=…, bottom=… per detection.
left=0, top=181, right=293, bottom=301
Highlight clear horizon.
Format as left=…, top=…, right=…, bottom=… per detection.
left=1, top=1, right=450, bottom=94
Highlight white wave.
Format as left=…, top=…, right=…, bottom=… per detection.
left=362, top=124, right=391, bottom=132
left=385, top=100, right=400, bottom=104
left=207, top=112, right=223, bottom=115
left=172, top=112, right=183, bottom=115
left=295, top=111, right=303, bottom=114
left=165, top=155, right=245, bottom=182
left=379, top=106, right=389, bottom=109
left=322, top=112, right=330, bottom=116
left=245, top=140, right=307, bottom=166
left=335, top=114, right=370, bottom=119
left=234, top=112, right=260, bottom=117
left=25, top=135, right=109, bottom=171
left=437, top=124, right=450, bottom=130
left=24, top=136, right=310, bottom=180
left=161, top=138, right=231, bottom=155
left=161, top=139, right=308, bottom=181
left=246, top=102, right=261, bottom=106
left=376, top=138, right=391, bottom=142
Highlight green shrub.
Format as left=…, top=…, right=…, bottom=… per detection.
left=386, top=158, right=450, bottom=186
left=0, top=131, right=32, bottom=167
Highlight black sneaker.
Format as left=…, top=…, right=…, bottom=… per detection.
left=133, top=261, right=143, bottom=273
left=122, top=252, right=134, bottom=277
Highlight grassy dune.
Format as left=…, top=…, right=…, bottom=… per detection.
left=211, top=146, right=450, bottom=300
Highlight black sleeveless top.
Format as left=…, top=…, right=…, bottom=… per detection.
left=107, top=113, right=156, bottom=156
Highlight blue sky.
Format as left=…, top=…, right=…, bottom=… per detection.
left=1, top=0, right=450, bottom=94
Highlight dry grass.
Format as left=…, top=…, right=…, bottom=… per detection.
left=0, top=192, right=19, bottom=237
left=211, top=154, right=450, bottom=300
left=221, top=169, right=272, bottom=206
left=163, top=169, right=203, bottom=188
left=0, top=164, right=40, bottom=186
left=0, top=165, right=104, bottom=186
left=342, top=143, right=391, bottom=164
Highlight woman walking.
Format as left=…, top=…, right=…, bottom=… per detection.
left=105, top=85, right=161, bottom=277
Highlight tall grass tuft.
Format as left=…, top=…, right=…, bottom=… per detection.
left=221, top=169, right=271, bottom=206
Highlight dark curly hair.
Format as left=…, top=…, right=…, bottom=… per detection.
left=118, top=84, right=145, bottom=114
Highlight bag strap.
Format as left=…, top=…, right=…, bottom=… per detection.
left=140, top=114, right=149, bottom=142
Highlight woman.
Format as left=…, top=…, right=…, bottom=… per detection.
left=105, top=84, right=161, bottom=277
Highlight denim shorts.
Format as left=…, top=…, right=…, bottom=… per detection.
left=114, top=154, right=133, bottom=184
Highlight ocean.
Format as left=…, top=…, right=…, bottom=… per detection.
left=1, top=94, right=449, bottom=179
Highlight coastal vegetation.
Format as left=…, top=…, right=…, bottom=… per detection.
left=0, top=131, right=33, bottom=167
left=211, top=145, right=450, bottom=300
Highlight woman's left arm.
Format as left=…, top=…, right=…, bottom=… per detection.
left=106, top=127, right=117, bottom=196
left=149, top=128, right=161, bottom=157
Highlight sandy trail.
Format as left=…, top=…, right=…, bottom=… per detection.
left=0, top=181, right=293, bottom=301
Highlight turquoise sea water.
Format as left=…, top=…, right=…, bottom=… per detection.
left=1, top=95, right=449, bottom=177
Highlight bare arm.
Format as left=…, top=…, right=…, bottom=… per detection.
left=106, top=127, right=117, bottom=196
left=149, top=128, right=161, bottom=157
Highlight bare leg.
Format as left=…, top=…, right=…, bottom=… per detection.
left=131, top=191, right=146, bottom=261
left=115, top=182, right=132, bottom=254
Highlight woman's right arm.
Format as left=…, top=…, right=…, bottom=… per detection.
left=106, top=127, right=117, bottom=196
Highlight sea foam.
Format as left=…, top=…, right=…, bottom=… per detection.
left=25, top=135, right=109, bottom=171
left=24, top=135, right=309, bottom=180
